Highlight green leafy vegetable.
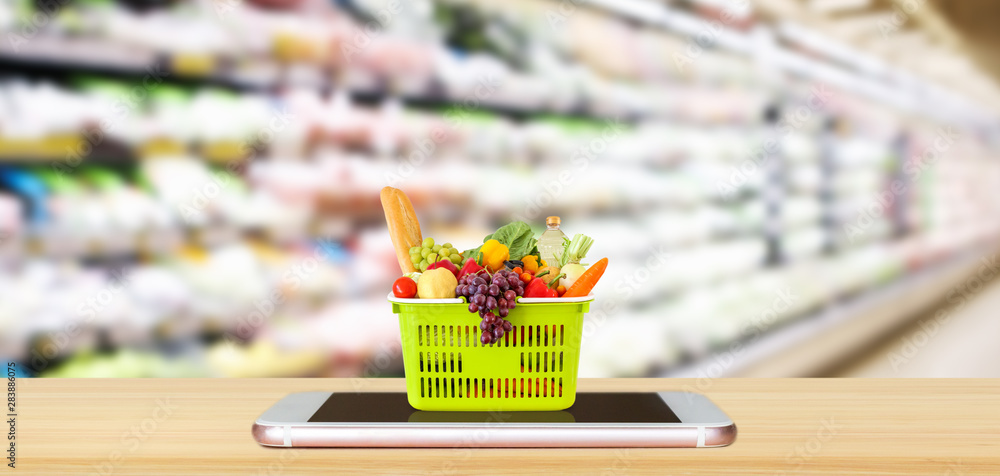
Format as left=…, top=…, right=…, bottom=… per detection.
left=462, top=221, right=540, bottom=262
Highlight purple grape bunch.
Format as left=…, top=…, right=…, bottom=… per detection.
left=455, top=268, right=524, bottom=345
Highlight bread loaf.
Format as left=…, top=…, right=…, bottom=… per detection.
left=380, top=186, right=422, bottom=274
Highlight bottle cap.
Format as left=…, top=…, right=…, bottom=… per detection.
left=546, top=216, right=560, bottom=226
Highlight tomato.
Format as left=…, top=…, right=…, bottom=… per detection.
left=392, top=277, right=418, bottom=298
left=520, top=272, right=532, bottom=284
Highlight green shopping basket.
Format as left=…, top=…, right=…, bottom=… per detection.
left=389, top=293, right=593, bottom=411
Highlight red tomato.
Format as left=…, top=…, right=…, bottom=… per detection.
left=392, top=277, right=417, bottom=298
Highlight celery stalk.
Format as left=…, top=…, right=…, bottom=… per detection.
left=558, top=234, right=594, bottom=267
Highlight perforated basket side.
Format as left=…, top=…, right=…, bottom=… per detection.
left=391, top=298, right=590, bottom=411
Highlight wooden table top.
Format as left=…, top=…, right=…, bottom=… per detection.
left=16, top=378, right=1000, bottom=475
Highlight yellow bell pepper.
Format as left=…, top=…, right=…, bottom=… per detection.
left=480, top=239, right=509, bottom=272
left=521, top=255, right=540, bottom=274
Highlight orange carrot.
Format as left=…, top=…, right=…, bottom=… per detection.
left=562, top=258, right=608, bottom=297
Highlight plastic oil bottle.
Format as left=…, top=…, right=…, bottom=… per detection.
left=537, top=216, right=567, bottom=266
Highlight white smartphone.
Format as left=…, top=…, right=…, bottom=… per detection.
left=252, top=392, right=736, bottom=448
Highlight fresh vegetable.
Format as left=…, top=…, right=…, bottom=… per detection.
left=536, top=266, right=561, bottom=285
left=563, top=258, right=608, bottom=297
left=427, top=258, right=459, bottom=277
left=557, top=234, right=594, bottom=267
left=479, top=239, right=510, bottom=272
left=392, top=277, right=417, bottom=298
left=560, top=263, right=587, bottom=290
left=521, top=255, right=540, bottom=274
left=557, top=234, right=594, bottom=288
left=417, top=268, right=458, bottom=299
left=457, top=258, right=485, bottom=280
left=462, top=221, right=540, bottom=263
left=523, top=272, right=565, bottom=298
left=387, top=211, right=600, bottom=302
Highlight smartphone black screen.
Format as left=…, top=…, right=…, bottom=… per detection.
left=308, top=393, right=681, bottom=424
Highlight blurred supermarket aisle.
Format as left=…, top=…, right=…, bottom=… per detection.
left=833, top=274, right=1000, bottom=378
left=3, top=0, right=1000, bottom=379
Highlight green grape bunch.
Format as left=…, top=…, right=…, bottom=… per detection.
left=409, top=238, right=463, bottom=272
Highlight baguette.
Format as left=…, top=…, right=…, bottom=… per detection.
left=380, top=186, right=422, bottom=274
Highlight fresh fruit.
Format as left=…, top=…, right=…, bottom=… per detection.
left=411, top=237, right=462, bottom=273
left=418, top=268, right=458, bottom=299
left=427, top=258, right=459, bottom=277
left=392, top=277, right=418, bottom=298
left=380, top=186, right=422, bottom=274
left=455, top=268, right=524, bottom=344
left=388, top=216, right=598, bottom=301
left=563, top=258, right=608, bottom=297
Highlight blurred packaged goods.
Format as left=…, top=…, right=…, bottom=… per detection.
left=1, top=0, right=999, bottom=378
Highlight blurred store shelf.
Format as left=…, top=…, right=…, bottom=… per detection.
left=1, top=0, right=999, bottom=378
left=664, top=243, right=999, bottom=378
left=834, top=264, right=1000, bottom=378
left=0, top=34, right=642, bottom=123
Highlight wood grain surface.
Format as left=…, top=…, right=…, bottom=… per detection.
left=15, top=378, right=1000, bottom=475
